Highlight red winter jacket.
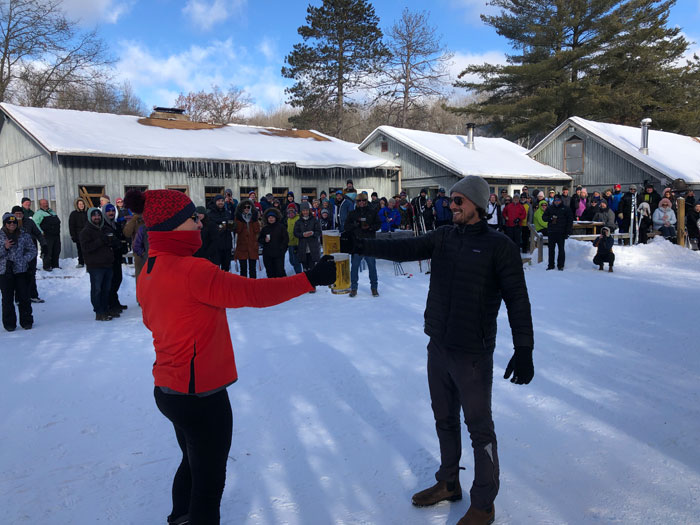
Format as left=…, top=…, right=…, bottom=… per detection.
left=502, top=202, right=526, bottom=228
left=139, top=230, right=312, bottom=394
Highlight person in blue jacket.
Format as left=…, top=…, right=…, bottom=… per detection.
left=379, top=198, right=401, bottom=232
left=338, top=190, right=356, bottom=232
left=434, top=187, right=452, bottom=227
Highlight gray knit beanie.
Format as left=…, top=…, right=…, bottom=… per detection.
left=449, top=175, right=490, bottom=210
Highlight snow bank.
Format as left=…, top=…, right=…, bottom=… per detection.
left=1, top=242, right=699, bottom=524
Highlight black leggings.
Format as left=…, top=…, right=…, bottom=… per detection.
left=238, top=258, right=257, bottom=278
left=154, top=387, right=233, bottom=525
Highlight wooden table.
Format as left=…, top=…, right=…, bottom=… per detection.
left=572, top=221, right=605, bottom=235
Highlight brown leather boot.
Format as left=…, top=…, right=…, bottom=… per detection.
left=457, top=504, right=495, bottom=525
left=411, top=480, right=462, bottom=507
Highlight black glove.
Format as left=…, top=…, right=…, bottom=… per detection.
left=514, top=218, right=520, bottom=226
left=304, top=255, right=337, bottom=287
left=504, top=346, right=534, bottom=385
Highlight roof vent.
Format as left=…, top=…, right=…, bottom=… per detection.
left=149, top=107, right=190, bottom=121
left=465, top=123, right=476, bottom=150
left=640, top=118, right=652, bottom=155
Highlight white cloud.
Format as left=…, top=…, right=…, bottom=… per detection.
left=450, top=0, right=500, bottom=24
left=257, top=37, right=278, bottom=62
left=114, top=38, right=289, bottom=111
left=61, top=0, right=133, bottom=24
left=449, top=50, right=508, bottom=84
left=182, top=0, right=247, bottom=31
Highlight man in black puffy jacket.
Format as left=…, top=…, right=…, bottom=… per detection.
left=207, top=195, right=234, bottom=272
left=542, top=194, right=573, bottom=271
left=341, top=175, right=534, bottom=525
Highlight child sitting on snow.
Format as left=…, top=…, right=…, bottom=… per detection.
left=593, top=226, right=615, bottom=272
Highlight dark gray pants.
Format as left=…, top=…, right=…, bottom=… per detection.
left=427, top=339, right=499, bottom=510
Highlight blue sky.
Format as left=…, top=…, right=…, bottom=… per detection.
left=61, top=0, right=700, bottom=114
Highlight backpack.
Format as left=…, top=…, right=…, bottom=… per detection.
left=41, top=214, right=61, bottom=236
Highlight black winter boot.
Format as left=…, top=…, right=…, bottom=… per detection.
left=411, top=480, right=462, bottom=507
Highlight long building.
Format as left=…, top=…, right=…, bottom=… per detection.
left=0, top=104, right=398, bottom=257
left=359, top=124, right=571, bottom=199
left=528, top=117, right=700, bottom=192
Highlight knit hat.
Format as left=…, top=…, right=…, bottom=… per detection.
left=11, top=205, right=22, bottom=214
left=21, top=197, right=31, bottom=204
left=614, top=184, right=622, bottom=190
left=248, top=190, right=256, bottom=196
left=335, top=190, right=343, bottom=195
left=420, top=188, right=428, bottom=194
left=629, top=184, right=637, bottom=190
left=213, top=194, right=224, bottom=202
left=286, top=203, right=297, bottom=214
left=3, top=213, right=17, bottom=224
left=320, top=208, right=330, bottom=215
left=104, top=203, right=116, bottom=213
left=300, top=201, right=311, bottom=212
left=449, top=175, right=490, bottom=210
left=287, top=191, right=294, bottom=197
left=225, top=188, right=233, bottom=196
left=123, top=189, right=196, bottom=231
left=438, top=188, right=446, bottom=193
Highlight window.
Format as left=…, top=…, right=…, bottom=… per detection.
left=205, top=186, right=225, bottom=207
left=381, top=141, right=388, bottom=153
left=23, top=186, right=57, bottom=211
left=124, top=185, right=148, bottom=195
left=301, top=187, right=317, bottom=200
left=165, top=185, right=189, bottom=196
left=240, top=186, right=258, bottom=201
left=22, top=188, right=35, bottom=209
left=564, top=137, right=584, bottom=174
left=272, top=187, right=288, bottom=202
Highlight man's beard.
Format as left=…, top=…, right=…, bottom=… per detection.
left=453, top=208, right=476, bottom=224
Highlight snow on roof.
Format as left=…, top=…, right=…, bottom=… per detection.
left=0, top=103, right=395, bottom=170
left=531, top=116, right=700, bottom=184
left=359, top=125, right=570, bottom=180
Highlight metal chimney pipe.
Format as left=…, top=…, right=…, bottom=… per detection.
left=465, top=123, right=475, bottom=150
left=640, top=118, right=652, bottom=155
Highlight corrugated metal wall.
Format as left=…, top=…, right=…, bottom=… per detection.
left=0, top=117, right=396, bottom=258
left=531, top=129, right=670, bottom=192
left=361, top=135, right=459, bottom=197
left=361, top=134, right=570, bottom=199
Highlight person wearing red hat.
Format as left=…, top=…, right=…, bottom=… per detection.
left=123, top=189, right=335, bottom=525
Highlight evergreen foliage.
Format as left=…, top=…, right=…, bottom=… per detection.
left=451, top=0, right=700, bottom=144
left=281, top=0, right=388, bottom=139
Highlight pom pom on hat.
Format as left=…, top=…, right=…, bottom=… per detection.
left=124, top=189, right=195, bottom=231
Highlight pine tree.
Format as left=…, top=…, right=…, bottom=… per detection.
left=451, top=0, right=697, bottom=143
left=281, top=0, right=388, bottom=138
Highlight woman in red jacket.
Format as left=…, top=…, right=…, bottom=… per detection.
left=502, top=196, right=527, bottom=248
left=124, top=189, right=335, bottom=525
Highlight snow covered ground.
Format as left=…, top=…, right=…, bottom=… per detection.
left=2, top=238, right=699, bottom=524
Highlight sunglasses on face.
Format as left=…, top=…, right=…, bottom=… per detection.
left=356, top=198, right=368, bottom=202
left=450, top=196, right=466, bottom=205
left=190, top=212, right=200, bottom=223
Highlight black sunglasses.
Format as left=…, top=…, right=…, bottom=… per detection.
left=450, top=196, right=465, bottom=205
left=191, top=212, right=200, bottom=223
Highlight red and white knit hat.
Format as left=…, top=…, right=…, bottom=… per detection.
left=123, top=189, right=195, bottom=231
